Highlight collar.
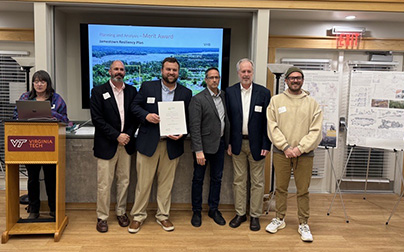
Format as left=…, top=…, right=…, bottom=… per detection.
left=240, top=83, right=252, bottom=92
left=109, top=80, right=125, bottom=91
left=161, top=80, right=177, bottom=93
left=207, top=87, right=221, bottom=97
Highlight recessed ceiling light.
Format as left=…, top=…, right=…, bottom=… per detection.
left=345, top=15, right=356, bottom=20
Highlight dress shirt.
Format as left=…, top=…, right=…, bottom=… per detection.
left=240, top=84, right=252, bottom=135
left=161, top=81, right=177, bottom=102
left=109, top=80, right=125, bottom=132
left=207, top=87, right=225, bottom=137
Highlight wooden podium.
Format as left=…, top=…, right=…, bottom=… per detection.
left=2, top=121, right=68, bottom=243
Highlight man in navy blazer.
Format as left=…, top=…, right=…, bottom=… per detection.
left=128, top=57, right=192, bottom=233
left=90, top=60, right=139, bottom=233
left=226, top=58, right=271, bottom=231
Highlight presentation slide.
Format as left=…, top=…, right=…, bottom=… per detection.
left=87, top=24, right=224, bottom=95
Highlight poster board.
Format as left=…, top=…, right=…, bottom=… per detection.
left=303, top=71, right=340, bottom=148
left=347, top=70, right=404, bottom=150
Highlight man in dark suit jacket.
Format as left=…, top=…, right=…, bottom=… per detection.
left=189, top=67, right=230, bottom=227
left=90, top=60, right=139, bottom=233
left=128, top=57, right=192, bottom=233
left=226, top=58, right=271, bottom=231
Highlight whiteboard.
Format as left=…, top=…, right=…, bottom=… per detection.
left=302, top=71, right=340, bottom=148
left=347, top=71, right=404, bottom=150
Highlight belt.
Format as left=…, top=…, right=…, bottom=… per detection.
left=160, top=137, right=167, bottom=141
left=242, top=135, right=249, bottom=140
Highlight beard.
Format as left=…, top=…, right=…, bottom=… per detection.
left=112, top=73, right=124, bottom=83
left=240, top=77, right=252, bottom=86
left=162, top=74, right=178, bottom=85
left=288, top=83, right=302, bottom=92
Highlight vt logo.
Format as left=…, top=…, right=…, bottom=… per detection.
left=10, top=139, right=27, bottom=148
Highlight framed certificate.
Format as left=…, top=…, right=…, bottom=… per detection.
left=158, top=101, right=187, bottom=136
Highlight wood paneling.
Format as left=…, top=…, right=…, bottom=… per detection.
left=0, top=29, right=34, bottom=42
left=15, top=0, right=404, bottom=12
left=269, top=36, right=404, bottom=52
left=5, top=122, right=60, bottom=163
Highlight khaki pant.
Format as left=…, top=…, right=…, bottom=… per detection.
left=96, top=145, right=131, bottom=220
left=130, top=141, right=179, bottom=222
left=273, top=153, right=313, bottom=224
left=231, top=140, right=265, bottom=218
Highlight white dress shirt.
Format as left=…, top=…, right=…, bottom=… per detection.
left=109, top=80, right=126, bottom=132
left=240, top=84, right=252, bottom=135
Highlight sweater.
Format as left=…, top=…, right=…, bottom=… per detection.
left=267, top=89, right=323, bottom=155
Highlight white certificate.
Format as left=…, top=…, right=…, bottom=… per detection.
left=158, top=101, right=187, bottom=136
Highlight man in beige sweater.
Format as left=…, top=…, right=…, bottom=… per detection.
left=266, top=66, right=323, bottom=242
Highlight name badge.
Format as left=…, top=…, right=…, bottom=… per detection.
left=103, top=92, right=111, bottom=100
left=254, top=105, right=262, bottom=113
left=147, top=97, right=155, bottom=104
left=278, top=106, right=287, bottom=114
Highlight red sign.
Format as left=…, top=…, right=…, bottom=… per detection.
left=336, top=33, right=361, bottom=49
left=8, top=136, right=55, bottom=152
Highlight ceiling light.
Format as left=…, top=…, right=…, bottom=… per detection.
left=345, top=15, right=356, bottom=20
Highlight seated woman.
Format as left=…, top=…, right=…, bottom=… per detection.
left=13, top=70, right=70, bottom=219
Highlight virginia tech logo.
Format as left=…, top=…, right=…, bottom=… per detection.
left=10, top=139, right=28, bottom=148
left=8, top=136, right=55, bottom=152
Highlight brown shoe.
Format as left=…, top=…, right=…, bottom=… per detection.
left=156, top=219, right=174, bottom=231
left=128, top=220, right=142, bottom=233
left=96, top=219, right=108, bottom=233
left=117, top=213, right=129, bottom=227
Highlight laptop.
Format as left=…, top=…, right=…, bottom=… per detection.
left=16, top=100, right=54, bottom=120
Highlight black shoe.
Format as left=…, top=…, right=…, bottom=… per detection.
left=96, top=218, right=108, bottom=233
left=27, top=212, right=39, bottom=219
left=191, top=211, right=202, bottom=227
left=19, top=194, right=29, bottom=205
left=117, top=213, right=130, bottom=227
left=229, top=214, right=247, bottom=228
left=208, top=209, right=226, bottom=226
left=250, top=217, right=260, bottom=231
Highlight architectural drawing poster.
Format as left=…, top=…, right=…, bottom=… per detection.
left=347, top=71, right=404, bottom=150
left=303, top=71, right=340, bottom=148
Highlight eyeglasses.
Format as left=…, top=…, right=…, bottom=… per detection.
left=287, top=76, right=303, bottom=81
left=206, top=76, right=220, bottom=80
left=33, top=80, right=46, bottom=85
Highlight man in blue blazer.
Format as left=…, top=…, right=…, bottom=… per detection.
left=226, top=58, right=271, bottom=231
left=90, top=60, right=139, bottom=233
left=128, top=57, right=192, bottom=233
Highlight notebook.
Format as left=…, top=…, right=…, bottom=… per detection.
left=16, top=100, right=54, bottom=120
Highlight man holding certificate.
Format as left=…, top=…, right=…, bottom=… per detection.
left=128, top=57, right=192, bottom=233
left=189, top=67, right=230, bottom=227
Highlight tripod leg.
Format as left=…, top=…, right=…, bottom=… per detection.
left=386, top=151, right=404, bottom=225
left=386, top=190, right=404, bottom=225
left=327, top=147, right=352, bottom=223
left=264, top=191, right=276, bottom=214
left=363, top=148, right=371, bottom=200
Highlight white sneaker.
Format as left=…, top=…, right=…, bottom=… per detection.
left=265, top=217, right=286, bottom=233
left=298, top=223, right=313, bottom=242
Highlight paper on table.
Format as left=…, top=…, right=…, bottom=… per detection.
left=158, top=101, right=187, bottom=136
